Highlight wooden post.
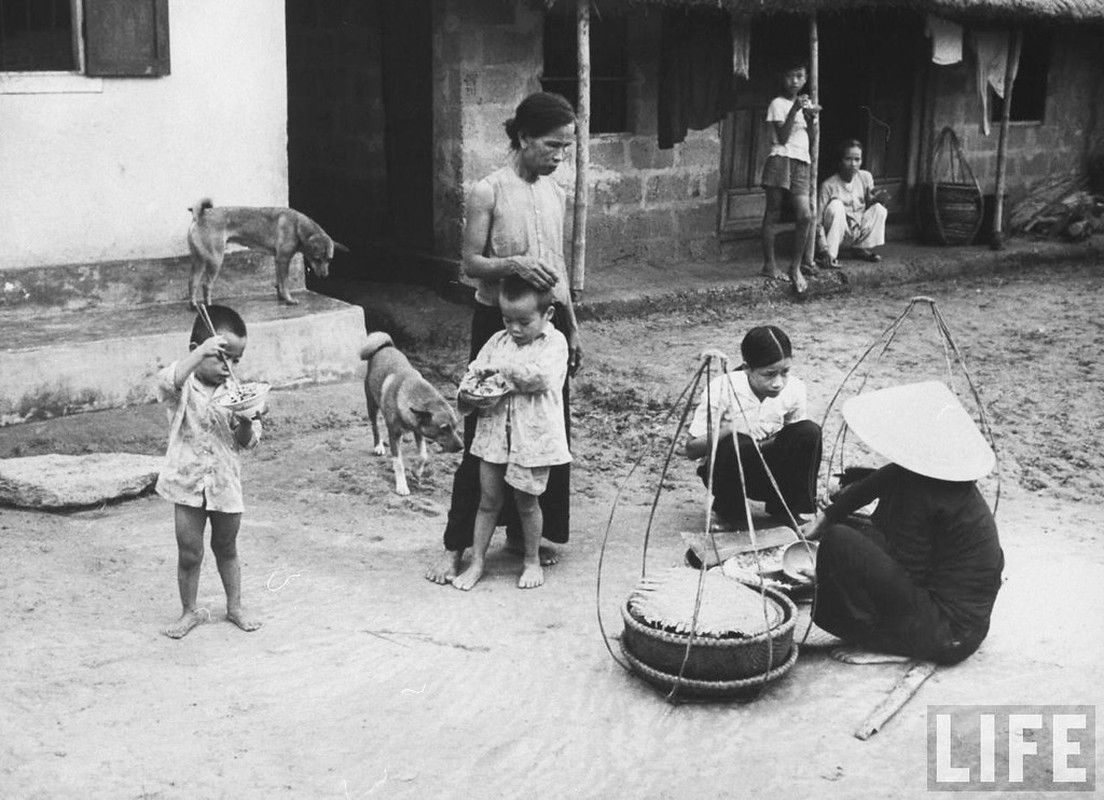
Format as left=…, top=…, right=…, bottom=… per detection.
left=571, top=0, right=591, bottom=297
left=805, top=13, right=820, bottom=267
left=991, top=30, right=1022, bottom=250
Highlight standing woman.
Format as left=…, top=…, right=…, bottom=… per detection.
left=426, top=92, right=583, bottom=585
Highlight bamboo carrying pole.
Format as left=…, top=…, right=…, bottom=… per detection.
left=990, top=30, right=1022, bottom=250
left=571, top=0, right=591, bottom=298
left=854, top=661, right=938, bottom=740
left=804, top=14, right=820, bottom=267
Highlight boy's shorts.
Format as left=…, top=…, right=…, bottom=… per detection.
left=505, top=462, right=550, bottom=496
left=761, top=155, right=811, bottom=195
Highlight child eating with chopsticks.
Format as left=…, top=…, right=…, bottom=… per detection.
left=155, top=304, right=263, bottom=639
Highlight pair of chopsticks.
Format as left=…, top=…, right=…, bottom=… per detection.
left=195, top=303, right=242, bottom=391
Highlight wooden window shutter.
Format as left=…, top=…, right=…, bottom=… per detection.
left=84, top=0, right=170, bottom=76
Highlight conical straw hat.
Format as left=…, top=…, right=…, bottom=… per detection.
left=841, top=381, right=995, bottom=482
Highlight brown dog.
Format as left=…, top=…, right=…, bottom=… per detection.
left=360, top=332, right=463, bottom=495
left=186, top=198, right=348, bottom=307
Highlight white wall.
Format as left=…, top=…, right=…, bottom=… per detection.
left=0, top=0, right=288, bottom=270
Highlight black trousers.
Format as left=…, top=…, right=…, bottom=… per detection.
left=696, top=419, right=821, bottom=525
left=442, top=301, right=571, bottom=552
left=813, top=523, right=987, bottom=665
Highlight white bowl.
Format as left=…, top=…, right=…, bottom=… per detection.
left=218, top=382, right=270, bottom=416
left=781, top=540, right=819, bottom=581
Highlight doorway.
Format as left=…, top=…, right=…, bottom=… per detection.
left=285, top=0, right=435, bottom=285
left=718, top=9, right=921, bottom=237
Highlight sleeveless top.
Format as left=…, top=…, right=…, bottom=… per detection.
left=471, top=165, right=569, bottom=308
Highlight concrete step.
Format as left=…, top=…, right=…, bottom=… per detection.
left=0, top=250, right=304, bottom=318
left=1, top=292, right=366, bottom=425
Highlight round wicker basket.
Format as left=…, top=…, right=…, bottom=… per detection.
left=620, top=638, right=799, bottom=701
left=620, top=578, right=796, bottom=683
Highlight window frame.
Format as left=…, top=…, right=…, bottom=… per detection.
left=988, top=30, right=1051, bottom=124
left=1, top=0, right=169, bottom=94
left=540, top=9, right=632, bottom=135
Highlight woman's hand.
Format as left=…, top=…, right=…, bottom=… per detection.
left=568, top=333, right=583, bottom=377
left=511, top=255, right=559, bottom=292
left=801, top=512, right=828, bottom=541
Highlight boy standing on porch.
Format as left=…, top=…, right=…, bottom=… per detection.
left=761, top=60, right=820, bottom=295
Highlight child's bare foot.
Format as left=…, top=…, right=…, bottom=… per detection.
left=227, top=607, right=262, bottom=632
left=504, top=540, right=559, bottom=566
left=451, top=561, right=484, bottom=591
left=830, top=645, right=911, bottom=665
left=518, top=562, right=544, bottom=589
left=425, top=550, right=463, bottom=585
left=162, top=610, right=203, bottom=640
left=790, top=270, right=809, bottom=295
left=760, top=265, right=787, bottom=280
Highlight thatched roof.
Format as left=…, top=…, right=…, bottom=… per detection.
left=609, top=0, right=1104, bottom=23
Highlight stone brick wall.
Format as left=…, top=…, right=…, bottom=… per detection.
left=927, top=27, right=1104, bottom=207
left=434, top=0, right=727, bottom=280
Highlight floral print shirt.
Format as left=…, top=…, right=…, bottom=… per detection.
left=154, top=363, right=259, bottom=513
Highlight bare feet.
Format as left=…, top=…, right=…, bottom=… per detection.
left=760, top=266, right=787, bottom=281
left=790, top=270, right=809, bottom=295
left=518, top=562, right=544, bottom=589
left=830, top=645, right=911, bottom=665
left=162, top=610, right=203, bottom=640
left=227, top=607, right=262, bottom=633
left=503, top=540, right=559, bottom=566
left=451, top=560, right=484, bottom=591
left=425, top=550, right=463, bottom=585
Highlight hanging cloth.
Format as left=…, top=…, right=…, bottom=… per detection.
left=657, top=8, right=733, bottom=149
left=924, top=15, right=963, bottom=65
left=973, top=31, right=1015, bottom=135
left=732, top=17, right=751, bottom=78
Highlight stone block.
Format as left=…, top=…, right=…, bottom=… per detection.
left=592, top=173, right=643, bottom=208
left=482, top=30, right=538, bottom=66
left=644, top=173, right=691, bottom=205
left=629, top=138, right=675, bottom=170
left=676, top=136, right=722, bottom=169
left=0, top=453, right=162, bottom=508
left=624, top=209, right=676, bottom=241
left=589, top=139, right=628, bottom=169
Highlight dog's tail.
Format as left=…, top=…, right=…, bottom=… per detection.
left=359, top=332, right=395, bottom=362
left=189, top=198, right=214, bottom=220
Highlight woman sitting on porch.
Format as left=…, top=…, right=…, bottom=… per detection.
left=816, top=139, right=888, bottom=267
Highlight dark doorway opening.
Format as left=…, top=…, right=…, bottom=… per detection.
left=286, top=0, right=436, bottom=291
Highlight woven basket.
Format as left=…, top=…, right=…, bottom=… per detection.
left=916, top=128, right=983, bottom=246
left=620, top=579, right=796, bottom=683
left=620, top=638, right=799, bottom=701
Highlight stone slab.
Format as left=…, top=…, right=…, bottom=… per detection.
left=0, top=292, right=368, bottom=425
left=0, top=453, right=163, bottom=508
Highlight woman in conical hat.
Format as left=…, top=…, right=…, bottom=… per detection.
left=803, top=381, right=1003, bottom=665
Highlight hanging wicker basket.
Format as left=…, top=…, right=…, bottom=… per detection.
left=916, top=127, right=983, bottom=246
left=620, top=568, right=797, bottom=692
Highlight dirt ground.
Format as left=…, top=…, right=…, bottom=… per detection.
left=2, top=261, right=1103, bottom=799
